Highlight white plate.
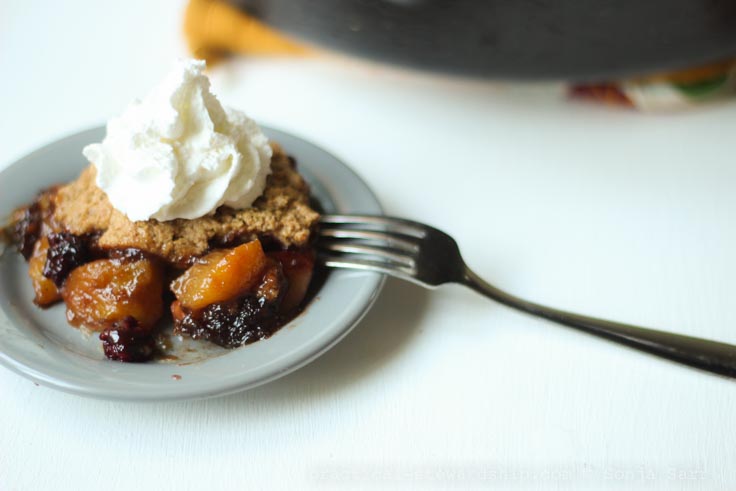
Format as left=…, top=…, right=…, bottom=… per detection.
left=0, top=126, right=385, bottom=401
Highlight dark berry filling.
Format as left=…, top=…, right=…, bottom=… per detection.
left=12, top=202, right=43, bottom=260
left=43, top=232, right=89, bottom=287
left=174, top=296, right=284, bottom=348
left=173, top=262, right=287, bottom=349
left=99, top=316, right=156, bottom=363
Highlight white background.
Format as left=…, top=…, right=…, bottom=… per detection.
left=2, top=1, right=736, bottom=489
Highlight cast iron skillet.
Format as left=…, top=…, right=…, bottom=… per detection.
left=231, top=0, right=736, bottom=80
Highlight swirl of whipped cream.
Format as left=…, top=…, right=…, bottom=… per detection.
left=83, top=59, right=272, bottom=222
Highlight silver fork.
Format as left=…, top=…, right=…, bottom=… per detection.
left=318, top=214, right=736, bottom=379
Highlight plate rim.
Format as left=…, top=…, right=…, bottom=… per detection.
left=0, top=124, right=386, bottom=401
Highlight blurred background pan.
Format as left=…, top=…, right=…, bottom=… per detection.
left=230, top=0, right=736, bottom=80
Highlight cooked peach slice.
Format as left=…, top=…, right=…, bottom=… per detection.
left=170, top=300, right=186, bottom=323
left=171, top=240, right=268, bottom=310
left=62, top=258, right=164, bottom=330
left=269, top=250, right=315, bottom=311
left=256, top=259, right=286, bottom=304
left=28, top=237, right=62, bottom=307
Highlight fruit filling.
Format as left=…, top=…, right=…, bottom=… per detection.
left=170, top=242, right=315, bottom=348
left=171, top=240, right=270, bottom=311
left=99, top=317, right=156, bottom=363
left=28, top=236, right=62, bottom=307
left=62, top=257, right=165, bottom=330
left=43, top=232, right=89, bottom=287
left=6, top=198, right=317, bottom=363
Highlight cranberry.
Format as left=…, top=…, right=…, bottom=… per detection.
left=42, top=232, right=88, bottom=286
left=174, top=296, right=282, bottom=349
left=99, top=317, right=156, bottom=363
left=12, top=202, right=43, bottom=260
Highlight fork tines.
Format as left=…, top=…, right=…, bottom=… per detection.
left=317, top=215, right=424, bottom=276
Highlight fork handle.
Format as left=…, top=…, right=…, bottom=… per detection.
left=462, top=267, right=736, bottom=378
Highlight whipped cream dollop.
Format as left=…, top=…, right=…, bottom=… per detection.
left=83, top=59, right=272, bottom=222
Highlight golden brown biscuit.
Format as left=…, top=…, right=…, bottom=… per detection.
left=53, top=143, right=319, bottom=265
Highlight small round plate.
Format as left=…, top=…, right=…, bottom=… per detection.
left=0, top=126, right=385, bottom=401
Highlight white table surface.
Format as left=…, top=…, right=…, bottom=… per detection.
left=2, top=1, right=736, bottom=489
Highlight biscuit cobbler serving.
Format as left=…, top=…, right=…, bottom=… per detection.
left=4, top=60, right=320, bottom=362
